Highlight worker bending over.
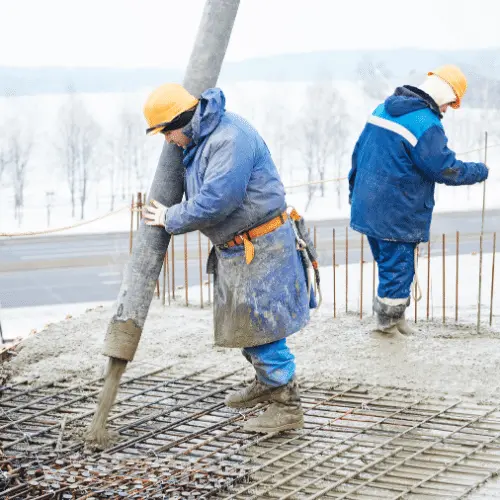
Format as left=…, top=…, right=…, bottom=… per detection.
left=142, top=83, right=316, bottom=433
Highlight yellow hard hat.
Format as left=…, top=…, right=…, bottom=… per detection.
left=428, top=65, right=467, bottom=109
left=143, top=83, right=199, bottom=135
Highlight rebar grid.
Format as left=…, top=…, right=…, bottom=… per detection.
left=2, top=369, right=500, bottom=499
left=216, top=387, right=500, bottom=500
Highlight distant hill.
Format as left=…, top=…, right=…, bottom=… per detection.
left=2, top=47, right=500, bottom=106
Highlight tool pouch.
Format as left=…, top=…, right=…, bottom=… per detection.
left=206, top=245, right=217, bottom=275
left=288, top=207, right=321, bottom=309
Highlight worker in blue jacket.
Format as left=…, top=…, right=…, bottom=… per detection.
left=349, top=65, right=489, bottom=336
left=142, top=83, right=314, bottom=433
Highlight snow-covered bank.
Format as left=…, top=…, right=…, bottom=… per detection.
left=0, top=301, right=113, bottom=343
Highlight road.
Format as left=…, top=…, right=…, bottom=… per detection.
left=0, top=209, right=498, bottom=309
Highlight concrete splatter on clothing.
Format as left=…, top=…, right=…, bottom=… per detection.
left=211, top=220, right=310, bottom=349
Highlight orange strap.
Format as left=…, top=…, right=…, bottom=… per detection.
left=225, top=211, right=288, bottom=264
left=289, top=208, right=301, bottom=222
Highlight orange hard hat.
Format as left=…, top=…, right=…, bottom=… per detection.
left=143, top=83, right=199, bottom=135
left=428, top=65, right=467, bottom=109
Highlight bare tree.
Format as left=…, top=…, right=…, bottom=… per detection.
left=1, top=93, right=32, bottom=225
left=7, top=128, right=33, bottom=225
left=104, top=128, right=142, bottom=211
left=263, top=101, right=289, bottom=180
left=115, top=107, right=145, bottom=200
left=0, top=140, right=7, bottom=185
left=295, top=81, right=349, bottom=210
left=56, top=92, right=100, bottom=219
left=56, top=92, right=80, bottom=217
left=78, top=115, right=100, bottom=219
left=104, top=135, right=120, bottom=211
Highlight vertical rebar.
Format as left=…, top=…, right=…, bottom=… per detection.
left=345, top=227, right=349, bottom=313
left=198, top=231, right=204, bottom=309
left=427, top=239, right=431, bottom=320
left=333, top=228, right=336, bottom=319
left=477, top=131, right=488, bottom=333
left=166, top=249, right=171, bottom=306
left=184, top=233, right=189, bottom=306
left=136, top=192, right=142, bottom=230
left=442, top=233, right=446, bottom=324
left=455, top=231, right=459, bottom=322
left=162, top=253, right=167, bottom=306
left=207, top=238, right=212, bottom=305
left=129, top=194, right=134, bottom=255
left=372, top=260, right=376, bottom=316
left=314, top=226, right=318, bottom=296
left=360, top=234, right=364, bottom=319
left=414, top=247, right=418, bottom=323
left=156, top=280, right=160, bottom=299
left=171, top=235, right=176, bottom=300
left=490, top=232, right=496, bottom=327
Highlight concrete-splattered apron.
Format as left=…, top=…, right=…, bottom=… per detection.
left=208, top=220, right=310, bottom=348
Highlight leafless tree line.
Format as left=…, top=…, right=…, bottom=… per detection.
left=1, top=71, right=495, bottom=228
left=0, top=93, right=155, bottom=226
left=263, top=80, right=351, bottom=211
left=0, top=114, right=33, bottom=226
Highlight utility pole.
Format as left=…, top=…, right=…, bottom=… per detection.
left=86, top=0, right=241, bottom=448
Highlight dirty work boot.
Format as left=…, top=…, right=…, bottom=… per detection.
left=373, top=296, right=407, bottom=337
left=373, top=324, right=399, bottom=335
left=242, top=378, right=304, bottom=433
left=373, top=311, right=400, bottom=336
left=396, top=316, right=417, bottom=335
left=225, top=377, right=283, bottom=409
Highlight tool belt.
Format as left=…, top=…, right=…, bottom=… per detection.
left=220, top=211, right=288, bottom=265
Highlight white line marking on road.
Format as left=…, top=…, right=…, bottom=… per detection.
left=20, top=250, right=124, bottom=260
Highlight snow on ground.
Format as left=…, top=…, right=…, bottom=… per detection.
left=0, top=301, right=113, bottom=343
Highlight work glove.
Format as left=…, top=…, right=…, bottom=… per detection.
left=142, top=200, right=167, bottom=227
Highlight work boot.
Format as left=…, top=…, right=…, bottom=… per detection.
left=242, top=402, right=304, bottom=433
left=242, top=378, right=304, bottom=433
left=396, top=317, right=417, bottom=335
left=373, top=296, right=408, bottom=338
left=373, top=324, right=399, bottom=335
left=225, top=377, right=284, bottom=409
left=373, top=310, right=399, bottom=335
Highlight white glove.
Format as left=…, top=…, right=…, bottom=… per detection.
left=143, top=200, right=167, bottom=227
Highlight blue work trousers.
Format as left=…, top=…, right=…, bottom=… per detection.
left=368, top=237, right=416, bottom=299
left=242, top=338, right=295, bottom=388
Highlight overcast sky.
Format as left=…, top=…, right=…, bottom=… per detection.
left=1, top=0, right=498, bottom=67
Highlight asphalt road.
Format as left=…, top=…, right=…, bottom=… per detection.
left=0, top=209, right=498, bottom=309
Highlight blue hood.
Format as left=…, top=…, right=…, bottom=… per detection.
left=183, top=87, right=225, bottom=145
left=182, top=88, right=225, bottom=168
left=384, top=85, right=442, bottom=119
